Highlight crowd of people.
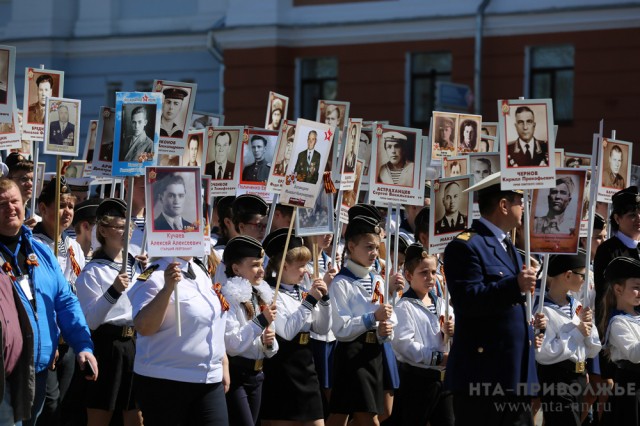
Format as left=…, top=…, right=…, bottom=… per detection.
left=0, top=151, right=639, bottom=426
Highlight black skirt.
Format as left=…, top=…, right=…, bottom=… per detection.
left=330, top=332, right=384, bottom=415
left=260, top=332, right=324, bottom=421
left=85, top=324, right=137, bottom=411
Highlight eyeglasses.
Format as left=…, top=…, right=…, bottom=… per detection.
left=244, top=222, right=267, bottom=231
left=571, top=271, right=586, bottom=281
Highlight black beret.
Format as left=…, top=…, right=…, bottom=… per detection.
left=96, top=198, right=127, bottom=219
left=262, top=228, right=304, bottom=259
left=223, top=236, right=265, bottom=265
left=232, top=194, right=268, bottom=217
left=391, top=234, right=410, bottom=256
left=216, top=196, right=235, bottom=217
left=5, top=152, right=27, bottom=170
left=612, top=186, right=640, bottom=213
left=345, top=215, right=382, bottom=241
left=39, top=177, right=71, bottom=205
left=72, top=198, right=100, bottom=226
left=547, top=249, right=588, bottom=277
left=593, top=213, right=606, bottom=231
left=163, top=88, right=188, bottom=100
left=404, top=242, right=431, bottom=265
left=604, top=257, right=640, bottom=284
left=347, top=203, right=383, bottom=223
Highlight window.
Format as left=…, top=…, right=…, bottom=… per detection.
left=529, top=45, right=574, bottom=123
left=106, top=82, right=122, bottom=108
left=409, top=52, right=452, bottom=129
left=299, top=57, right=338, bottom=120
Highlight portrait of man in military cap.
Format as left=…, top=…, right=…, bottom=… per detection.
left=160, top=87, right=189, bottom=138
left=533, top=176, right=578, bottom=235
left=377, top=130, right=415, bottom=187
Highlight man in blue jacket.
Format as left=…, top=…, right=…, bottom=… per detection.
left=0, top=178, right=97, bottom=425
left=443, top=172, right=539, bottom=426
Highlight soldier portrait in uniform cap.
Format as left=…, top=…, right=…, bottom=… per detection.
left=602, top=142, right=629, bottom=189
left=159, top=86, right=189, bottom=138
left=265, top=93, right=288, bottom=131
left=206, top=129, right=239, bottom=181
left=242, top=133, right=275, bottom=183
left=377, top=130, right=415, bottom=187
left=434, top=113, right=457, bottom=151
left=119, top=104, right=156, bottom=162
left=533, top=175, right=578, bottom=235
left=434, top=180, right=468, bottom=235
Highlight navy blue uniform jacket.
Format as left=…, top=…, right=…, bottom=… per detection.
left=443, top=219, right=538, bottom=395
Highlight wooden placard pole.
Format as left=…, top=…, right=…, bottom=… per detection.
left=522, top=189, right=532, bottom=321
left=29, top=140, right=39, bottom=217
left=536, top=253, right=550, bottom=315
left=312, top=242, right=319, bottom=279
left=392, top=204, right=400, bottom=306
left=582, top=133, right=600, bottom=307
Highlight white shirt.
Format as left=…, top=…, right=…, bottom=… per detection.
left=128, top=257, right=226, bottom=383
left=306, top=253, right=337, bottom=342
left=222, top=276, right=278, bottom=359
left=606, top=313, right=640, bottom=364
left=275, top=283, right=331, bottom=340
left=392, top=291, right=451, bottom=369
left=329, top=266, right=397, bottom=342
left=33, top=230, right=85, bottom=288
left=75, top=255, right=140, bottom=329
left=536, top=296, right=601, bottom=365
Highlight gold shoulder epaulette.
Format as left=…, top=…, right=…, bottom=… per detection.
left=138, top=264, right=160, bottom=281
left=456, top=230, right=476, bottom=241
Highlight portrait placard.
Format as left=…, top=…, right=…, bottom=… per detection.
left=316, top=100, right=350, bottom=132
left=237, top=128, right=278, bottom=202
left=113, top=92, right=162, bottom=176
left=0, top=46, right=16, bottom=124
left=338, top=118, right=362, bottom=191
left=63, top=160, right=86, bottom=179
left=35, top=162, right=46, bottom=199
left=457, top=114, right=482, bottom=154
left=596, top=138, right=632, bottom=203
left=145, top=166, right=203, bottom=257
left=181, top=130, right=204, bottom=169
left=190, top=111, right=224, bottom=129
left=480, top=122, right=498, bottom=139
left=358, top=127, right=374, bottom=186
left=564, top=152, right=591, bottom=169
left=530, top=168, right=586, bottom=254
left=295, top=192, right=334, bottom=237
left=469, top=153, right=500, bottom=219
left=442, top=155, right=469, bottom=178
left=428, top=175, right=473, bottom=254
left=203, top=126, right=243, bottom=197
left=266, top=120, right=296, bottom=194
left=201, top=175, right=212, bottom=255
left=631, top=164, right=640, bottom=187
left=91, top=107, right=115, bottom=178
left=0, top=105, right=21, bottom=150
left=43, top=98, right=81, bottom=156
left=281, top=119, right=335, bottom=208
left=431, top=112, right=458, bottom=161
left=369, top=123, right=423, bottom=206
left=498, top=98, right=556, bottom=190
left=82, top=120, right=98, bottom=177
left=340, top=160, right=365, bottom=224
left=153, top=80, right=197, bottom=153
left=579, top=172, right=593, bottom=238
left=22, top=68, right=64, bottom=141
left=265, top=92, right=289, bottom=131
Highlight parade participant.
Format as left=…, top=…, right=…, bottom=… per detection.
left=75, top=199, right=144, bottom=426
left=269, top=203, right=294, bottom=231
left=392, top=243, right=454, bottom=426
left=128, top=253, right=229, bottom=425
left=413, top=206, right=431, bottom=247
left=213, top=194, right=269, bottom=286
left=32, top=177, right=86, bottom=425
left=600, top=257, right=640, bottom=425
left=6, top=153, right=38, bottom=225
left=221, top=236, right=277, bottom=426
left=442, top=172, right=540, bottom=425
left=593, top=186, right=640, bottom=327
left=212, top=196, right=236, bottom=259
left=260, top=229, right=331, bottom=425
left=303, top=233, right=338, bottom=411
left=535, top=251, right=601, bottom=426
left=328, top=215, right=397, bottom=425
left=72, top=198, right=100, bottom=258
left=124, top=176, right=146, bottom=257
left=0, top=178, right=97, bottom=426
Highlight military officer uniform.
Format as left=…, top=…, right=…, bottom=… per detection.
left=242, top=159, right=270, bottom=183
left=435, top=212, right=467, bottom=235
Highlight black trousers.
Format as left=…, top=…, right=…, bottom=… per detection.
left=134, top=374, right=228, bottom=426
left=397, top=363, right=453, bottom=426
left=225, top=363, right=264, bottom=426
left=453, top=393, right=534, bottom=426
left=36, top=345, right=76, bottom=426
left=537, top=363, right=586, bottom=426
